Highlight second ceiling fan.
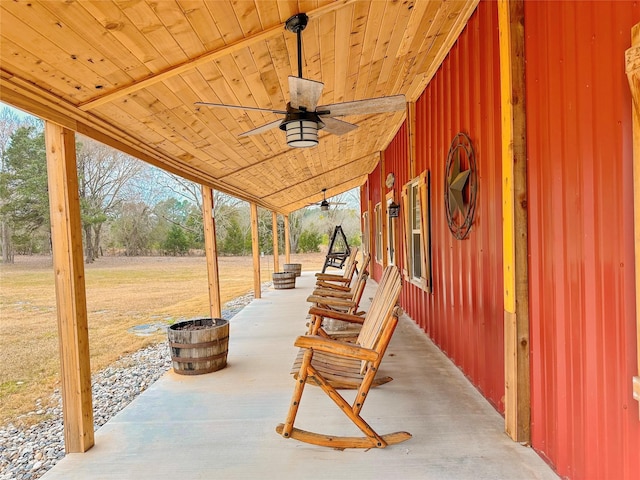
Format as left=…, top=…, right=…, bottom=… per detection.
left=308, top=188, right=346, bottom=211
left=196, top=13, right=406, bottom=148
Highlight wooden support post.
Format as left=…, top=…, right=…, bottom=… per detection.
left=250, top=203, right=261, bottom=299
left=380, top=152, right=388, bottom=268
left=201, top=186, right=221, bottom=318
left=284, top=215, right=291, bottom=264
left=44, top=122, right=94, bottom=453
left=625, top=22, right=640, bottom=417
left=272, top=212, right=280, bottom=273
left=498, top=0, right=530, bottom=442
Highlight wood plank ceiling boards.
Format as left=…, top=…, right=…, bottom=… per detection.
left=0, top=0, right=479, bottom=214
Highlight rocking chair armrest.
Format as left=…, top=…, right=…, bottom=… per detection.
left=312, top=288, right=353, bottom=298
left=294, top=335, right=378, bottom=362
left=308, top=306, right=366, bottom=325
left=306, top=295, right=355, bottom=308
left=315, top=273, right=348, bottom=281
left=315, top=280, right=351, bottom=290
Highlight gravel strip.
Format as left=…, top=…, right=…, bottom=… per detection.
left=0, top=289, right=263, bottom=480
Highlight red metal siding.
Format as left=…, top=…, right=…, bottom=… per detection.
left=526, top=1, right=640, bottom=479
left=367, top=1, right=505, bottom=412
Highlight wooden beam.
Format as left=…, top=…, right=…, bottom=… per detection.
left=78, top=0, right=357, bottom=111
left=201, top=186, right=222, bottom=318
left=498, top=0, right=530, bottom=442
left=284, top=215, right=291, bottom=264
left=625, top=21, right=640, bottom=418
left=407, top=101, right=417, bottom=179
left=250, top=203, right=261, bottom=299
left=272, top=211, right=280, bottom=273
left=44, top=122, right=94, bottom=453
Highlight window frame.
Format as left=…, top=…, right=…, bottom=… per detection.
left=374, top=202, right=383, bottom=264
left=361, top=211, right=370, bottom=256
left=401, top=171, right=432, bottom=292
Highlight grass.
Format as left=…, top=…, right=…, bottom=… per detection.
left=0, top=252, right=325, bottom=426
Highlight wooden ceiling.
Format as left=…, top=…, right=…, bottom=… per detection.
left=0, top=0, right=478, bottom=214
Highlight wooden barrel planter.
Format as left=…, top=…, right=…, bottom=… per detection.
left=283, top=263, right=302, bottom=277
left=168, top=318, right=229, bottom=375
left=273, top=272, right=296, bottom=289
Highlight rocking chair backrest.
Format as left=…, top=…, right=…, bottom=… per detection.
left=356, top=266, right=402, bottom=358
left=343, top=247, right=359, bottom=279
left=349, top=252, right=371, bottom=301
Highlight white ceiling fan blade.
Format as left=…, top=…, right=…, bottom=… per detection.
left=289, top=76, right=324, bottom=111
left=318, top=94, right=406, bottom=117
left=321, top=117, right=359, bottom=135
left=196, top=102, right=287, bottom=115
left=239, top=119, right=283, bottom=137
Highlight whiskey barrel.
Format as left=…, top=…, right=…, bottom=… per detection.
left=283, top=263, right=302, bottom=277
left=272, top=272, right=296, bottom=289
left=168, top=318, right=229, bottom=375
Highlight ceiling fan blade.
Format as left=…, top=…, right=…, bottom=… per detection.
left=318, top=94, right=406, bottom=117
left=321, top=117, right=359, bottom=136
left=239, top=119, right=283, bottom=137
left=289, top=76, right=324, bottom=111
left=195, top=102, right=287, bottom=115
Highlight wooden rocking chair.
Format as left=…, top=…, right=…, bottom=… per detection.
left=277, top=266, right=411, bottom=449
left=306, top=253, right=371, bottom=339
left=315, top=247, right=359, bottom=288
left=309, top=254, right=370, bottom=309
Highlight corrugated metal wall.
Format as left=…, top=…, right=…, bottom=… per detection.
left=525, top=2, right=640, bottom=479
left=369, top=0, right=505, bottom=411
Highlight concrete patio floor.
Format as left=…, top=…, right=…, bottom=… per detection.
left=42, top=271, right=558, bottom=480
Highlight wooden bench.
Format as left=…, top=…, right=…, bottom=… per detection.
left=277, top=266, right=411, bottom=449
left=321, top=225, right=351, bottom=273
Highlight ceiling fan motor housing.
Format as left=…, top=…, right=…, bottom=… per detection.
left=285, top=13, right=309, bottom=34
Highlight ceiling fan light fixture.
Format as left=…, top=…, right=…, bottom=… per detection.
left=320, top=201, right=329, bottom=211
left=284, top=119, right=318, bottom=148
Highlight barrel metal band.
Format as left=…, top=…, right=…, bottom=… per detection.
left=169, top=336, right=229, bottom=349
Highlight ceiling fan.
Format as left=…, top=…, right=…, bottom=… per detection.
left=308, top=188, right=346, bottom=211
left=195, top=13, right=406, bottom=148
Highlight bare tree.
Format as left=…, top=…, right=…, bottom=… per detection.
left=151, top=169, right=243, bottom=240
left=76, top=136, right=144, bottom=262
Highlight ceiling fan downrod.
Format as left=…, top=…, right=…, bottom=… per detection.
left=285, top=13, right=309, bottom=78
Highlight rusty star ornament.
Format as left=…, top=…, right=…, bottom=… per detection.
left=444, top=132, right=477, bottom=240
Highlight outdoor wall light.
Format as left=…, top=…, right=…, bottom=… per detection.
left=388, top=201, right=400, bottom=218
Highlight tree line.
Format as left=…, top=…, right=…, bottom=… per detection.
left=0, top=107, right=362, bottom=263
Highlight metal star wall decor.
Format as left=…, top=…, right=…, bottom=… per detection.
left=444, top=132, right=478, bottom=239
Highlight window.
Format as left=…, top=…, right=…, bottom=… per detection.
left=402, top=171, right=432, bottom=291
left=361, top=211, right=370, bottom=255
left=408, top=179, right=421, bottom=279
left=374, top=202, right=382, bottom=263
